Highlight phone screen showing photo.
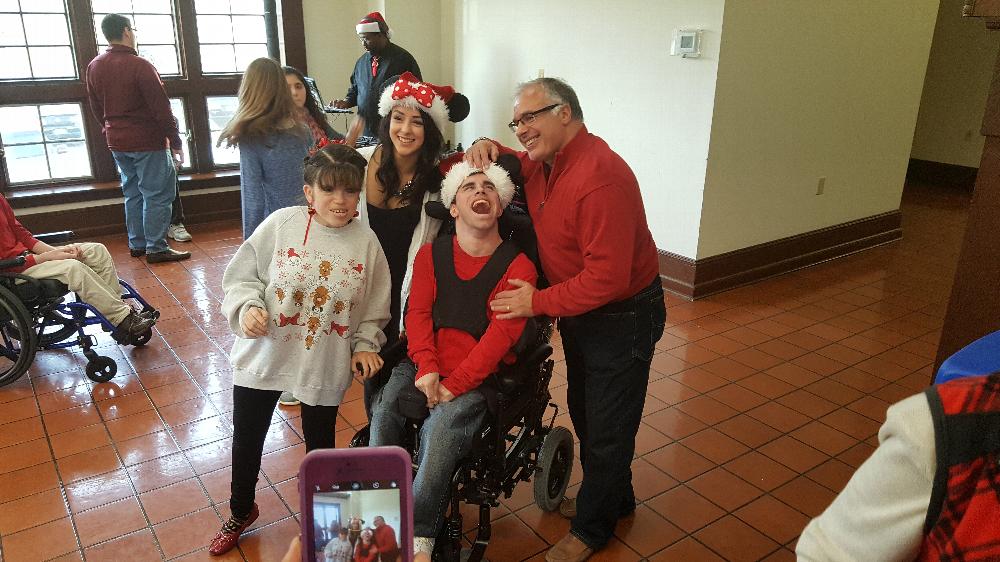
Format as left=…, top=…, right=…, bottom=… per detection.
left=307, top=480, right=403, bottom=562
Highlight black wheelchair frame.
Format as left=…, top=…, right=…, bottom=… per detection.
left=0, top=234, right=157, bottom=387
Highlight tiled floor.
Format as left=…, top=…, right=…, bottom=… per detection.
left=0, top=181, right=969, bottom=561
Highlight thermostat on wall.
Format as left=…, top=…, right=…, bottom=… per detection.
left=671, top=29, right=702, bottom=58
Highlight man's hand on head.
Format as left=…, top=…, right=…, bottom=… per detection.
left=464, top=139, right=499, bottom=169
left=489, top=278, right=536, bottom=320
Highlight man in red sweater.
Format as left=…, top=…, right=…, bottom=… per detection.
left=369, top=160, right=537, bottom=557
left=371, top=516, right=399, bottom=561
left=0, top=194, right=155, bottom=342
left=466, top=78, right=665, bottom=561
left=86, top=14, right=189, bottom=264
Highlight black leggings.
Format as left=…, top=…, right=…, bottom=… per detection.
left=229, top=385, right=339, bottom=517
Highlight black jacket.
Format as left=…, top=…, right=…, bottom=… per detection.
left=345, top=42, right=421, bottom=137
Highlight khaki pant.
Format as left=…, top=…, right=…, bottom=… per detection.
left=22, top=243, right=131, bottom=325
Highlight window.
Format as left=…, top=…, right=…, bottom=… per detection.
left=195, top=0, right=268, bottom=75
left=0, top=0, right=76, bottom=80
left=0, top=0, right=307, bottom=194
left=92, top=0, right=181, bottom=76
left=0, top=103, right=91, bottom=183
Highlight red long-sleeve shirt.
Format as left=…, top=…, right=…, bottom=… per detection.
left=86, top=45, right=182, bottom=152
left=0, top=195, right=39, bottom=272
left=493, top=126, right=659, bottom=317
left=372, top=523, right=398, bottom=554
left=406, top=238, right=537, bottom=397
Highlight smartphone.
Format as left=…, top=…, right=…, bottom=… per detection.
left=299, top=446, right=413, bottom=562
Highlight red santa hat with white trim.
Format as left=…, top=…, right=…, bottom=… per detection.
left=439, top=160, right=516, bottom=210
left=378, top=71, right=471, bottom=133
left=356, top=12, right=391, bottom=38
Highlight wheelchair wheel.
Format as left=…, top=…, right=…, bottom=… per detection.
left=36, top=310, right=78, bottom=347
left=534, top=426, right=574, bottom=512
left=0, top=284, right=37, bottom=387
left=349, top=425, right=370, bottom=448
left=85, top=356, right=117, bottom=383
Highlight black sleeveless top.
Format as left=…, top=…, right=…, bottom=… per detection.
left=367, top=202, right=422, bottom=336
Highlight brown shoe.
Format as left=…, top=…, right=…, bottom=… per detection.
left=546, top=533, right=593, bottom=562
left=146, top=247, right=191, bottom=263
left=559, top=497, right=576, bottom=518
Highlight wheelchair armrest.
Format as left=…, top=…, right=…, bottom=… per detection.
left=496, top=342, right=553, bottom=395
left=34, top=231, right=75, bottom=245
left=397, top=381, right=430, bottom=421
left=379, top=337, right=408, bottom=367
left=0, top=255, right=27, bottom=271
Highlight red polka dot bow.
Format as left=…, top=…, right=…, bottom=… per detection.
left=390, top=71, right=456, bottom=108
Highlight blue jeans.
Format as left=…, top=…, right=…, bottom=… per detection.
left=369, top=362, right=487, bottom=538
left=111, top=149, right=176, bottom=253
left=560, top=278, right=666, bottom=549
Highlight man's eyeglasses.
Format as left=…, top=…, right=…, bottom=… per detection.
left=508, top=104, right=561, bottom=133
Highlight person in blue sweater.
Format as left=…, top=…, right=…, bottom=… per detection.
left=218, top=57, right=312, bottom=239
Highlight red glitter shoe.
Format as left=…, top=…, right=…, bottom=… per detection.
left=209, top=503, right=259, bottom=556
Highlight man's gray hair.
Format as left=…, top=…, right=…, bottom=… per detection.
left=516, top=77, right=584, bottom=122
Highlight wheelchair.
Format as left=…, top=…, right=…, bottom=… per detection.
left=352, top=317, right=573, bottom=562
left=0, top=234, right=157, bottom=387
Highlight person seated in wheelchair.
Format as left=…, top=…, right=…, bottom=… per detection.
left=0, top=193, right=155, bottom=342
left=368, top=158, right=537, bottom=557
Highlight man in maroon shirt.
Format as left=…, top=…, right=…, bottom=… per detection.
left=467, top=78, right=665, bottom=561
left=371, top=516, right=399, bottom=561
left=86, top=14, right=190, bottom=264
left=369, top=160, right=537, bottom=558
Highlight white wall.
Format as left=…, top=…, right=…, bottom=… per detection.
left=910, top=0, right=1000, bottom=168
left=445, top=0, right=725, bottom=258
left=695, top=0, right=939, bottom=259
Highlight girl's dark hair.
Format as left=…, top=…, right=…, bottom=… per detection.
left=375, top=106, right=444, bottom=203
left=283, top=65, right=336, bottom=138
left=304, top=144, right=367, bottom=193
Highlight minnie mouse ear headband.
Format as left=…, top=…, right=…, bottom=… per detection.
left=439, top=157, right=516, bottom=210
left=356, top=12, right=390, bottom=38
left=378, top=72, right=471, bottom=133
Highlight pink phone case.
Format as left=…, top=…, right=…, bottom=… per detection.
left=299, top=446, right=413, bottom=562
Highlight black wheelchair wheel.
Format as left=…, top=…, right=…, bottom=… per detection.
left=85, top=356, right=117, bottom=383
left=534, top=426, right=574, bottom=511
left=36, top=310, right=78, bottom=348
left=0, top=284, right=37, bottom=387
left=130, top=328, right=152, bottom=347
left=349, top=425, right=370, bottom=448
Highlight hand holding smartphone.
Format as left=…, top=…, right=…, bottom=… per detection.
left=299, top=447, right=414, bottom=562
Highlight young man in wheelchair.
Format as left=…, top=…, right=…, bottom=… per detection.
left=368, top=159, right=537, bottom=557
left=0, top=193, right=156, bottom=342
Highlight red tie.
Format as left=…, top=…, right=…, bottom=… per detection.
left=371, top=56, right=379, bottom=77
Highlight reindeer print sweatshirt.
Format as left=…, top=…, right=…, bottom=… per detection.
left=222, top=206, right=391, bottom=406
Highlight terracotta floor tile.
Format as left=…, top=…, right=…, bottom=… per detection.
left=819, top=408, right=882, bottom=440
left=41, top=403, right=102, bottom=435
left=147, top=378, right=204, bottom=408
left=648, top=536, right=726, bottom=561
left=117, top=429, right=181, bottom=467
left=261, top=443, right=307, bottom=483
left=765, top=362, right=824, bottom=387
left=667, top=343, right=721, bottom=366
left=725, top=452, right=798, bottom=492
left=0, top=488, right=69, bottom=535
left=172, top=415, right=232, bottom=450
left=791, top=353, right=849, bottom=377
left=815, top=343, right=870, bottom=366
left=698, top=356, right=759, bottom=382
left=0, top=461, right=60, bottom=503
left=139, top=476, right=211, bottom=524
left=646, top=376, right=700, bottom=406
left=644, top=443, right=715, bottom=482
left=734, top=495, right=812, bottom=544
left=714, top=415, right=782, bottom=448
left=0, top=437, right=53, bottom=474
left=746, top=402, right=811, bottom=433
left=694, top=515, right=781, bottom=562
left=730, top=347, right=784, bottom=371
left=847, top=395, right=891, bottom=423
left=83, top=528, right=162, bottom=562
left=153, top=506, right=223, bottom=559
left=184, top=438, right=232, bottom=475
left=804, top=378, right=864, bottom=406
left=73, top=496, right=147, bottom=547
left=64, top=469, right=135, bottom=513
left=650, top=353, right=696, bottom=378
left=674, top=395, right=739, bottom=425
left=0, top=417, right=45, bottom=450
left=127, top=451, right=197, bottom=494
left=643, top=406, right=707, bottom=440
left=0, top=516, right=79, bottom=561
left=806, top=458, right=857, bottom=493
left=694, top=334, right=747, bottom=356
left=135, top=362, right=191, bottom=389
left=838, top=441, right=878, bottom=468
left=95, top=391, right=155, bottom=420
left=736, top=372, right=796, bottom=399
left=666, top=321, right=715, bottom=342
left=646, top=485, right=726, bottom=533
left=49, top=423, right=111, bottom=459
left=723, top=326, right=774, bottom=347
left=36, top=382, right=93, bottom=414
left=755, top=339, right=809, bottom=361
left=758, top=435, right=829, bottom=473
left=790, top=421, right=858, bottom=456
left=681, top=428, right=750, bottom=464
left=634, top=422, right=671, bottom=457
left=631, top=457, right=678, bottom=501
left=772, top=477, right=838, bottom=518
left=779, top=330, right=833, bottom=351
left=687, top=468, right=763, bottom=511
left=707, top=383, right=769, bottom=412
left=105, top=409, right=167, bottom=443
left=233, top=515, right=301, bottom=562
left=828, top=367, right=889, bottom=393
left=671, top=367, right=729, bottom=393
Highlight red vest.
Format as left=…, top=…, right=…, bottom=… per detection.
left=918, top=373, right=1000, bottom=561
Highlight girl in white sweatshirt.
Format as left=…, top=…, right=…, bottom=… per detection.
left=210, top=144, right=391, bottom=556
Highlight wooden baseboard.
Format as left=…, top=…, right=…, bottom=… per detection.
left=17, top=190, right=241, bottom=239
left=659, top=210, right=903, bottom=299
left=906, top=158, right=978, bottom=190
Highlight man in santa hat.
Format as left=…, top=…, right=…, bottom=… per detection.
left=332, top=12, right=422, bottom=139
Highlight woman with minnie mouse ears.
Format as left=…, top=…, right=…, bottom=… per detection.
left=354, top=71, right=471, bottom=418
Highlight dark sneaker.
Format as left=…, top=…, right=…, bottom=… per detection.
left=209, top=503, right=259, bottom=556
left=129, top=248, right=145, bottom=257
left=138, top=308, right=161, bottom=321
left=146, top=248, right=191, bottom=263
left=112, top=312, right=156, bottom=344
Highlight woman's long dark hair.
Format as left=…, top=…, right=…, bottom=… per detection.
left=375, top=106, right=444, bottom=204
left=283, top=65, right=335, bottom=138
